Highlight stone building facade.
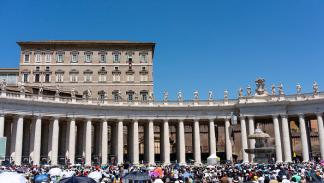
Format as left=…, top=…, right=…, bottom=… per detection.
left=17, top=41, right=155, bottom=101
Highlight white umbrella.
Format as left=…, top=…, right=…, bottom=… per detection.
left=88, top=171, right=102, bottom=182
left=0, top=172, right=26, bottom=183
left=48, top=167, right=62, bottom=176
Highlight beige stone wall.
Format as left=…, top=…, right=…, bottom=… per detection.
left=18, top=42, right=154, bottom=99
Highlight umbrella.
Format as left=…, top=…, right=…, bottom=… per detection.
left=61, top=170, right=75, bottom=178
left=34, top=174, right=49, bottom=183
left=153, top=167, right=163, bottom=177
left=0, top=172, right=26, bottom=183
left=88, top=171, right=102, bottom=182
left=59, top=176, right=97, bottom=183
left=49, top=167, right=62, bottom=176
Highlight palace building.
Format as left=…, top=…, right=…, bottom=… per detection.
left=0, top=40, right=323, bottom=166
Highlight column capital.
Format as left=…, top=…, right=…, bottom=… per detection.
left=239, top=116, right=246, bottom=120
left=298, top=113, right=305, bottom=118
left=272, top=114, right=279, bottom=119
left=247, top=116, right=254, bottom=120
left=280, top=114, right=288, bottom=118
left=316, top=112, right=323, bottom=117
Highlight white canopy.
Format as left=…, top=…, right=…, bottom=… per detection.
left=0, top=172, right=26, bottom=183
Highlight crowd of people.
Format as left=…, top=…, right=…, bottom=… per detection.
left=0, top=160, right=324, bottom=183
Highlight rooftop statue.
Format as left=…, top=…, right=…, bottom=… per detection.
left=194, top=90, right=199, bottom=100
left=38, top=84, right=43, bottom=95
left=20, top=83, right=25, bottom=93
left=313, top=81, right=319, bottom=96
left=163, top=91, right=168, bottom=102
left=278, top=83, right=284, bottom=95
left=71, top=87, right=76, bottom=98
left=271, top=84, right=276, bottom=95
left=0, top=79, right=7, bottom=91
left=255, top=78, right=268, bottom=96
left=208, top=90, right=213, bottom=101
left=246, top=85, right=252, bottom=97
left=224, top=89, right=228, bottom=100
left=55, top=85, right=60, bottom=97
left=238, top=88, right=243, bottom=97
left=178, top=90, right=183, bottom=101
left=296, top=83, right=302, bottom=95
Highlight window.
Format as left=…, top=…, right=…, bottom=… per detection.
left=112, top=74, right=120, bottom=82
left=46, top=66, right=50, bottom=70
left=98, top=91, right=106, bottom=102
left=113, top=91, right=119, bottom=102
left=85, top=54, right=91, bottom=63
left=140, top=54, right=147, bottom=63
left=84, top=74, right=92, bottom=82
left=113, top=54, right=120, bottom=63
left=114, top=66, right=119, bottom=70
left=57, top=54, right=64, bottom=63
left=127, top=93, right=133, bottom=101
left=36, top=66, right=40, bottom=71
left=142, top=93, right=147, bottom=101
left=35, top=74, right=40, bottom=83
left=56, top=73, right=63, bottom=82
left=24, top=54, right=30, bottom=63
left=45, top=74, right=50, bottom=82
left=99, top=74, right=106, bottom=82
left=70, top=74, right=78, bottom=82
left=45, top=54, right=51, bottom=63
left=100, top=54, right=106, bottom=63
left=140, top=75, right=148, bottom=82
left=35, top=54, right=41, bottom=63
left=23, top=73, right=28, bottom=83
left=127, top=74, right=134, bottom=82
left=71, top=54, right=78, bottom=63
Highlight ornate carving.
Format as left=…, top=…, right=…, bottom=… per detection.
left=271, top=84, right=276, bottom=95
left=163, top=91, right=168, bottom=102
left=0, top=79, right=7, bottom=91
left=224, top=89, right=228, bottom=100
left=20, top=83, right=25, bottom=94
left=71, top=87, right=76, bottom=98
left=38, top=84, right=43, bottom=96
left=255, top=78, right=267, bottom=96
left=55, top=85, right=60, bottom=97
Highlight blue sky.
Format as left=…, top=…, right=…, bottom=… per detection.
left=0, top=0, right=324, bottom=100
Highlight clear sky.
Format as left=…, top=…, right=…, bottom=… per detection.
left=1, top=0, right=324, bottom=100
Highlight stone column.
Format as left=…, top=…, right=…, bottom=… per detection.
left=10, top=119, right=17, bottom=159
left=33, top=116, right=42, bottom=165
left=272, top=115, right=282, bottom=162
left=161, top=120, right=170, bottom=164
left=51, top=117, right=59, bottom=165
left=209, top=120, right=217, bottom=156
left=101, top=120, right=108, bottom=165
left=281, top=115, right=292, bottom=162
left=299, top=114, right=309, bottom=162
left=85, top=119, right=92, bottom=166
left=177, top=119, right=186, bottom=164
left=248, top=116, right=255, bottom=162
left=225, top=118, right=232, bottom=161
left=117, top=120, right=124, bottom=164
left=148, top=120, right=155, bottom=165
left=132, top=120, right=139, bottom=164
left=240, top=116, right=249, bottom=162
left=316, top=113, right=324, bottom=160
left=0, top=114, right=4, bottom=137
left=193, top=119, right=201, bottom=164
left=68, top=118, right=76, bottom=165
left=14, top=115, right=24, bottom=165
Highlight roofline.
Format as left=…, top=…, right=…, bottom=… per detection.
left=17, top=40, right=155, bottom=46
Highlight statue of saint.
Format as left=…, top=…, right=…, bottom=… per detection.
left=271, top=84, right=276, bottom=95
left=149, top=91, right=154, bottom=101
left=193, top=90, right=199, bottom=100
left=313, top=81, right=319, bottom=95
left=238, top=88, right=243, bottom=97
left=163, top=91, right=168, bottom=102
left=38, top=84, right=43, bottom=95
left=20, top=83, right=25, bottom=93
left=296, top=83, right=302, bottom=94
left=0, top=79, right=7, bottom=91
left=224, top=89, right=228, bottom=100
left=118, top=91, right=122, bottom=100
left=278, top=83, right=284, bottom=95
left=71, top=87, right=76, bottom=98
left=177, top=90, right=183, bottom=101
left=208, top=90, right=213, bottom=100
left=87, top=89, right=92, bottom=98
left=246, top=85, right=252, bottom=97
left=55, top=85, right=60, bottom=96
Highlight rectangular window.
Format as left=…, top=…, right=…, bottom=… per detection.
left=128, top=94, right=133, bottom=101
left=99, top=74, right=106, bottom=82
left=127, top=75, right=134, bottom=82
left=142, top=94, right=147, bottom=101
left=113, top=74, right=120, bottom=82
left=45, top=74, right=50, bottom=83
left=140, top=75, right=148, bottom=82
left=35, top=74, right=40, bottom=83
left=114, top=93, right=119, bottom=102
left=140, top=54, right=147, bottom=63
left=56, top=74, right=63, bottom=82
left=35, top=54, right=41, bottom=63
left=71, top=54, right=78, bottom=63
left=23, top=73, right=28, bottom=82
left=57, top=54, right=63, bottom=63
left=113, top=54, right=119, bottom=63
left=100, top=54, right=106, bottom=63
left=84, top=74, right=92, bottom=82
left=24, top=54, right=30, bottom=63
left=70, top=74, right=78, bottom=82
left=85, top=54, right=91, bottom=63
left=45, top=54, right=51, bottom=63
